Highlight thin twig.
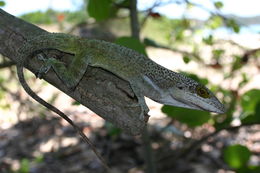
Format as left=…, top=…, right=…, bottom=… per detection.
left=183, top=122, right=259, bottom=159
left=0, top=61, right=16, bottom=69
left=158, top=122, right=258, bottom=163
left=141, top=126, right=157, bottom=173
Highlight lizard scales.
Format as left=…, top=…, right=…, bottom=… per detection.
left=19, top=33, right=225, bottom=115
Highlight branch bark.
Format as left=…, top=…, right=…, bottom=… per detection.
left=0, top=9, right=148, bottom=135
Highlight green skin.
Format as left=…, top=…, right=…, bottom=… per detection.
left=17, top=33, right=225, bottom=122
left=16, top=32, right=225, bottom=170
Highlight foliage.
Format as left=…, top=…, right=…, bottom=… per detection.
left=1, top=0, right=259, bottom=172
left=87, top=1, right=260, bottom=172
left=223, top=144, right=251, bottom=169
left=20, top=10, right=54, bottom=24
left=241, top=89, right=260, bottom=115
left=223, top=144, right=260, bottom=172
left=214, top=1, right=223, bottom=9
left=20, top=9, right=88, bottom=24
left=16, top=159, right=30, bottom=173
left=115, top=36, right=147, bottom=56
left=162, top=105, right=210, bottom=127
left=87, top=0, right=113, bottom=21
left=0, top=1, right=5, bottom=7
left=142, top=16, right=194, bottom=45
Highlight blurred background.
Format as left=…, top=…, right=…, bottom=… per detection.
left=0, top=0, right=259, bottom=172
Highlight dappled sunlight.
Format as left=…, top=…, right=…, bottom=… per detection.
left=0, top=0, right=260, bottom=172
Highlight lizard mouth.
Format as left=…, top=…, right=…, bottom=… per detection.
left=154, top=94, right=225, bottom=114
left=186, top=100, right=225, bottom=114
left=186, top=101, right=208, bottom=111
left=161, top=96, right=206, bottom=112
left=167, top=95, right=225, bottom=114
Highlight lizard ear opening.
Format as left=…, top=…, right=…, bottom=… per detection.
left=178, top=86, right=183, bottom=90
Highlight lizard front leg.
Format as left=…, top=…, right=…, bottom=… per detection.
left=35, top=52, right=83, bottom=90
left=19, top=33, right=90, bottom=90
left=129, top=83, right=149, bottom=121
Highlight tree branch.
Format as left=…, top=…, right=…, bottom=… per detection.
left=0, top=9, right=148, bottom=135
left=130, top=0, right=140, bottom=40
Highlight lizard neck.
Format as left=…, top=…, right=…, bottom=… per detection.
left=143, top=61, right=181, bottom=90
left=138, top=63, right=180, bottom=102
left=140, top=75, right=164, bottom=100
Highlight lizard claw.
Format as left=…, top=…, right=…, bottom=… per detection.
left=126, top=100, right=149, bottom=121
left=36, top=54, right=52, bottom=78
left=36, top=65, right=52, bottom=79
left=36, top=54, right=46, bottom=61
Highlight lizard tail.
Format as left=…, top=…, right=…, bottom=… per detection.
left=16, top=65, right=111, bottom=171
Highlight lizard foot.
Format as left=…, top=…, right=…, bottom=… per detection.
left=126, top=100, right=149, bottom=121
left=35, top=54, right=51, bottom=79
left=35, top=54, right=65, bottom=80
left=129, top=84, right=150, bottom=120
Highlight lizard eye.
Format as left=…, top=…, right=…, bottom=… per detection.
left=196, top=85, right=210, bottom=98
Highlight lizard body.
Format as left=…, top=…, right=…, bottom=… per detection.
left=16, top=32, right=225, bottom=168
left=18, top=33, right=225, bottom=117
left=16, top=46, right=110, bottom=171
left=17, top=33, right=225, bottom=170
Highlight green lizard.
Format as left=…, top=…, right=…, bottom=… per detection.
left=16, top=32, right=225, bottom=170
left=17, top=33, right=225, bottom=118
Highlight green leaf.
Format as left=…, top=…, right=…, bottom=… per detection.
left=212, top=49, right=224, bottom=59
left=241, top=89, right=260, bottom=114
left=227, top=19, right=240, bottom=33
left=203, top=35, right=214, bottom=45
left=223, top=144, right=251, bottom=169
left=238, top=73, right=249, bottom=88
left=175, top=30, right=184, bottom=41
left=183, top=55, right=190, bottom=64
left=255, top=101, right=260, bottom=115
left=20, top=158, right=30, bottom=173
left=241, top=114, right=256, bottom=124
left=20, top=10, right=55, bottom=24
left=237, top=166, right=260, bottom=173
left=161, top=105, right=210, bottom=127
left=87, top=0, right=112, bottom=21
left=241, top=101, right=260, bottom=124
left=34, top=155, right=44, bottom=163
left=231, top=55, right=242, bottom=71
left=214, top=1, right=223, bottom=9
left=0, top=1, right=5, bottom=7
left=181, top=19, right=191, bottom=28
left=208, top=15, right=223, bottom=29
left=115, top=37, right=147, bottom=56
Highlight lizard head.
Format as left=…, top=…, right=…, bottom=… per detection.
left=161, top=74, right=225, bottom=114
